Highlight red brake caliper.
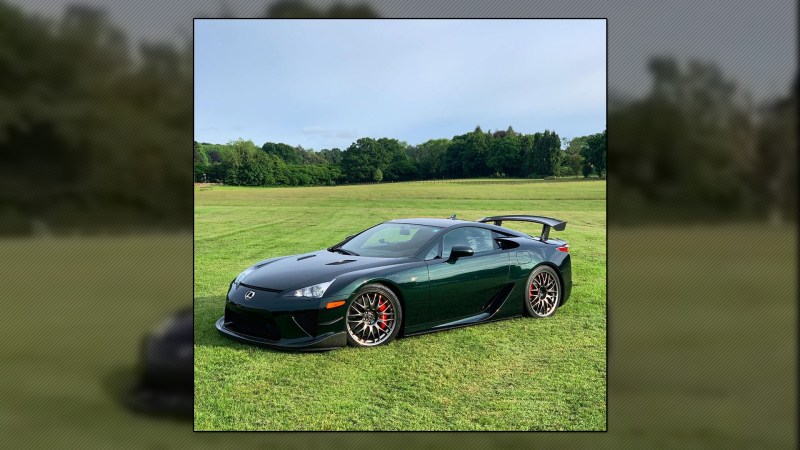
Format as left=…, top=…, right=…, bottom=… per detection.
left=378, top=299, right=388, bottom=330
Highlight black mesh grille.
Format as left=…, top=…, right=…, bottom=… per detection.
left=224, top=306, right=281, bottom=341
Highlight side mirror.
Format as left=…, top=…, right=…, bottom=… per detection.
left=448, top=245, right=474, bottom=262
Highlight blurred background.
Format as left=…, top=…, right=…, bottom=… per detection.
left=1, top=0, right=795, bottom=446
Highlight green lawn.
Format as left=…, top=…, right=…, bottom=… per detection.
left=2, top=203, right=793, bottom=444
left=194, top=180, right=607, bottom=430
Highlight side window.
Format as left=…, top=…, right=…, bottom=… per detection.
left=423, top=245, right=439, bottom=260
left=441, top=227, right=496, bottom=258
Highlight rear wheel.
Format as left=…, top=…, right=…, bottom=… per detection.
left=524, top=266, right=561, bottom=318
left=345, top=284, right=402, bottom=347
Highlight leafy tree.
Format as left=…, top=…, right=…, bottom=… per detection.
left=561, top=138, right=585, bottom=177
left=381, top=139, right=416, bottom=181
left=443, top=134, right=468, bottom=178
left=262, top=142, right=303, bottom=164
left=341, top=138, right=389, bottom=182
left=487, top=135, right=521, bottom=176
left=194, top=141, right=208, bottom=181
left=581, top=130, right=607, bottom=178
left=522, top=130, right=560, bottom=177
left=194, top=126, right=603, bottom=187
left=462, top=126, right=490, bottom=176
left=373, top=168, right=383, bottom=182
left=582, top=163, right=593, bottom=178
left=318, top=148, right=343, bottom=165
left=410, top=139, right=450, bottom=179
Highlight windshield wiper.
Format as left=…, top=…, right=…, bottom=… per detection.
left=328, top=247, right=359, bottom=256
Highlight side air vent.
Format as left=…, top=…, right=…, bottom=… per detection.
left=297, top=254, right=316, bottom=261
left=326, top=259, right=356, bottom=265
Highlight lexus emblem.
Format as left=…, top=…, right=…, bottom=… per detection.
left=244, top=291, right=255, bottom=300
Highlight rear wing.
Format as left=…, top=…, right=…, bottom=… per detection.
left=477, top=215, right=566, bottom=242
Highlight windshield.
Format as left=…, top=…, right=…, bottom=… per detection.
left=337, top=223, right=442, bottom=258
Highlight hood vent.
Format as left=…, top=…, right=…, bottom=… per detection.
left=326, top=259, right=356, bottom=265
left=297, top=254, right=316, bottom=261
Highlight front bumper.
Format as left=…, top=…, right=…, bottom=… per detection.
left=215, top=282, right=349, bottom=351
left=216, top=317, right=346, bottom=351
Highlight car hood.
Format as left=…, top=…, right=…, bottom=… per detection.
left=238, top=250, right=408, bottom=291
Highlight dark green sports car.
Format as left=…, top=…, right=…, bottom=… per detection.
left=216, top=215, right=571, bottom=350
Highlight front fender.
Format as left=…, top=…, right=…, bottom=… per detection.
left=323, top=261, right=431, bottom=327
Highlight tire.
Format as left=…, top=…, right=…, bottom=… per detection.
left=524, top=265, right=561, bottom=318
left=345, top=284, right=403, bottom=347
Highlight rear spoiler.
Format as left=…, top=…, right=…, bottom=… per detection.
left=477, top=215, right=566, bottom=242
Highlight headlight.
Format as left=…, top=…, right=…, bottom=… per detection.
left=291, top=281, right=333, bottom=298
left=233, top=266, right=256, bottom=285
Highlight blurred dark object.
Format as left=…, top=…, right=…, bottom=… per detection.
left=609, top=57, right=797, bottom=224
left=0, top=2, right=192, bottom=235
left=755, top=78, right=798, bottom=224
left=265, top=0, right=378, bottom=18
left=127, top=308, right=193, bottom=418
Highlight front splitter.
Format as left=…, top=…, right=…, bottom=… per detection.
left=215, top=317, right=346, bottom=351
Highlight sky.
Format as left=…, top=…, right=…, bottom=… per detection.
left=194, top=19, right=606, bottom=149
left=11, top=1, right=795, bottom=123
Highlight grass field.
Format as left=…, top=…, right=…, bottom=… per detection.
left=2, top=202, right=794, bottom=444
left=194, top=180, right=607, bottom=430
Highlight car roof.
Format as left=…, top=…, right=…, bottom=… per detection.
left=387, top=217, right=474, bottom=228
left=387, top=217, right=532, bottom=239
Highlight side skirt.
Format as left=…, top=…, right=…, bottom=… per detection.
left=404, top=314, right=523, bottom=337
left=404, top=283, right=519, bottom=336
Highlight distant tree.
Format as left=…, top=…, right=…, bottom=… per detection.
left=522, top=130, right=560, bottom=177
left=410, top=139, right=450, bottom=179
left=381, top=139, right=416, bottom=181
left=195, top=126, right=603, bottom=187
left=318, top=148, right=343, bottom=165
left=487, top=135, right=521, bottom=176
left=373, top=168, right=383, bottom=182
left=581, top=130, right=607, bottom=178
left=443, top=134, right=468, bottom=177
left=193, top=141, right=208, bottom=181
left=341, top=138, right=389, bottom=182
left=462, top=126, right=490, bottom=176
left=262, top=142, right=303, bottom=164
left=264, top=0, right=379, bottom=18
left=562, top=137, right=585, bottom=177
left=582, top=163, right=593, bottom=178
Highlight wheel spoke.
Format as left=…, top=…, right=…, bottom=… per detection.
left=346, top=291, right=399, bottom=346
left=527, top=270, right=560, bottom=316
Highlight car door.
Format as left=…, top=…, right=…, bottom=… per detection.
left=425, top=226, right=510, bottom=322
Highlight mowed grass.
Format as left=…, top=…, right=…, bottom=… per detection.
left=194, top=180, right=607, bottom=431
left=1, top=213, right=791, bottom=445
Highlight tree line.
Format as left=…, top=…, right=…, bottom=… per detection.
left=609, top=57, right=796, bottom=222
left=1, top=0, right=794, bottom=234
left=194, top=128, right=607, bottom=186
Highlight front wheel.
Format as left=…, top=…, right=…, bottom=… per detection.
left=345, top=284, right=402, bottom=347
left=524, top=265, right=561, bottom=318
